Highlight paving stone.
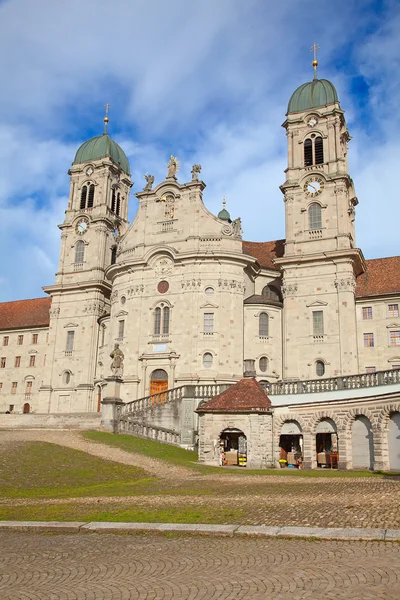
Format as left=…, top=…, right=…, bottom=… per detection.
left=0, top=531, right=399, bottom=600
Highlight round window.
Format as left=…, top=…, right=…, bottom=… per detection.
left=203, top=352, right=213, bottom=368
left=157, top=281, right=169, bottom=294
left=120, top=296, right=126, bottom=305
left=316, top=360, right=325, bottom=377
left=259, top=357, right=268, bottom=372
left=204, top=287, right=214, bottom=296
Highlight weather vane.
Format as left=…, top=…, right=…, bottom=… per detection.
left=104, top=103, right=110, bottom=133
left=310, top=42, right=320, bottom=79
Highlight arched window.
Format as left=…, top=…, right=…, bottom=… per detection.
left=308, top=203, right=322, bottom=230
left=203, top=352, right=213, bottom=368
left=111, top=246, right=117, bottom=265
left=154, top=305, right=170, bottom=336
left=304, top=138, right=313, bottom=166
left=87, top=184, right=95, bottom=208
left=75, top=240, right=85, bottom=263
left=261, top=285, right=282, bottom=302
left=116, top=193, right=121, bottom=216
left=259, top=356, right=268, bottom=372
left=315, top=136, right=324, bottom=164
left=63, top=371, right=71, bottom=385
left=259, top=312, right=269, bottom=337
left=80, top=186, right=87, bottom=209
left=111, top=189, right=116, bottom=213
left=304, top=135, right=324, bottom=166
left=316, top=360, right=325, bottom=377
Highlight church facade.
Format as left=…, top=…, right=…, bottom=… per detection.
left=0, top=67, right=399, bottom=433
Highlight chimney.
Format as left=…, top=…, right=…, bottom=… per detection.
left=243, top=359, right=256, bottom=378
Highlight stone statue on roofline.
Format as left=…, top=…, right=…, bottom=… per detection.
left=232, top=217, right=243, bottom=238
left=143, top=174, right=154, bottom=192
left=191, top=164, right=202, bottom=181
left=167, top=155, right=179, bottom=179
left=110, top=343, right=124, bottom=377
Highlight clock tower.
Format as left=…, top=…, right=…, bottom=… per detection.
left=275, top=50, right=365, bottom=380
left=40, top=112, right=133, bottom=413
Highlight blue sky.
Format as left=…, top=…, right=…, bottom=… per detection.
left=0, top=0, right=399, bottom=301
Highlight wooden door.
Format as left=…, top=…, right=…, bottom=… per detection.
left=150, top=380, right=168, bottom=396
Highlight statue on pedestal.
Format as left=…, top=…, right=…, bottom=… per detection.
left=110, top=343, right=124, bottom=377
left=191, top=164, right=202, bottom=181
left=143, top=174, right=154, bottom=192
left=167, top=155, right=179, bottom=179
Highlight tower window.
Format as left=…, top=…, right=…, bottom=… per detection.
left=75, top=240, right=85, bottom=264
left=315, top=360, right=325, bottom=376
left=66, top=330, right=75, bottom=353
left=203, top=313, right=214, bottom=334
left=259, top=356, right=268, bottom=372
left=118, top=320, right=125, bottom=340
left=261, top=285, right=282, bottom=302
left=111, top=189, right=116, bottom=213
left=80, top=186, right=87, bottom=209
left=116, top=193, right=121, bottom=216
left=259, top=312, right=269, bottom=337
left=87, top=184, right=95, bottom=208
left=111, top=246, right=117, bottom=265
left=308, top=203, right=322, bottom=230
left=304, top=135, right=324, bottom=166
left=304, top=139, right=313, bottom=166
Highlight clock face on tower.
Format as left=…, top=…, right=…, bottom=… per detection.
left=76, top=218, right=89, bottom=235
left=304, top=177, right=324, bottom=197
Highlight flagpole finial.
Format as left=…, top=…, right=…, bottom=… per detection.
left=104, top=103, right=110, bottom=134
left=310, top=42, right=320, bottom=79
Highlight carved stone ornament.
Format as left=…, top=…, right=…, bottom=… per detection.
left=154, top=257, right=173, bottom=277
left=284, top=194, right=294, bottom=204
left=84, top=302, right=105, bottom=316
left=191, top=164, right=202, bottom=181
left=181, top=279, right=202, bottom=290
left=110, top=290, right=119, bottom=303
left=334, top=277, right=356, bottom=293
left=49, top=307, right=60, bottom=318
left=282, top=282, right=298, bottom=298
left=218, top=279, right=246, bottom=293
left=221, top=223, right=233, bottom=236
left=143, top=174, right=154, bottom=192
left=127, top=285, right=144, bottom=296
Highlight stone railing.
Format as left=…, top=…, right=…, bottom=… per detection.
left=122, top=386, right=186, bottom=415
left=265, top=368, right=400, bottom=395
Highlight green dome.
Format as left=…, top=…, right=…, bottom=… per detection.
left=288, top=78, right=339, bottom=114
left=218, top=208, right=231, bottom=221
left=73, top=133, right=130, bottom=174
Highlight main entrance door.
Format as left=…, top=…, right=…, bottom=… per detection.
left=150, top=369, right=168, bottom=396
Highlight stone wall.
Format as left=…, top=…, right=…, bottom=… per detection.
left=0, top=412, right=101, bottom=430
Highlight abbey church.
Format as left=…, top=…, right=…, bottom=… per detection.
left=1, top=62, right=399, bottom=470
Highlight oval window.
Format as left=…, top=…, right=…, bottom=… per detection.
left=259, top=357, right=268, bottom=372
left=205, top=287, right=214, bottom=296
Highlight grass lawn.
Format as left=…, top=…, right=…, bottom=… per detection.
left=83, top=431, right=390, bottom=478
left=0, top=442, right=153, bottom=500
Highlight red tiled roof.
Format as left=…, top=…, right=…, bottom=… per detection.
left=0, top=297, right=51, bottom=330
left=198, top=378, right=272, bottom=413
left=356, top=256, right=400, bottom=298
left=242, top=239, right=285, bottom=270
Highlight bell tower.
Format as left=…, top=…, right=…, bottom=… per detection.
left=40, top=109, right=133, bottom=413
left=276, top=47, right=365, bottom=381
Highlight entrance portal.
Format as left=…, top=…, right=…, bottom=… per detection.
left=279, top=420, right=303, bottom=468
left=316, top=418, right=338, bottom=468
left=150, top=369, right=168, bottom=396
left=23, top=403, right=30, bottom=414
left=220, top=428, right=247, bottom=467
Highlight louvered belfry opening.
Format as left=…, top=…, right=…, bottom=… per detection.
left=304, top=138, right=313, bottom=166
left=87, top=184, right=95, bottom=208
left=315, top=136, right=324, bottom=164
left=80, top=186, right=87, bottom=209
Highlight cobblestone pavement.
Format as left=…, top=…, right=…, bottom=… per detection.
left=1, top=430, right=399, bottom=529
left=0, top=532, right=399, bottom=599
